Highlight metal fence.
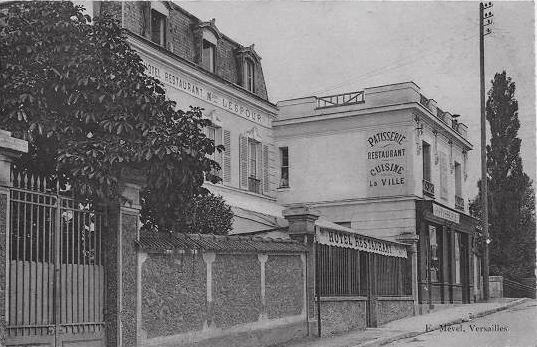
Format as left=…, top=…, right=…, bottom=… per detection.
left=317, top=244, right=411, bottom=297
left=7, top=172, right=105, bottom=343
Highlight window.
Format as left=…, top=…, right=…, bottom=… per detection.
left=429, top=225, right=440, bottom=283
left=150, top=9, right=166, bottom=46
left=206, top=126, right=222, bottom=177
left=423, top=141, right=431, bottom=181
left=454, top=232, right=461, bottom=284
left=247, top=139, right=260, bottom=193
left=245, top=59, right=255, bottom=92
left=202, top=40, right=216, bottom=73
left=279, top=147, right=289, bottom=187
left=454, top=161, right=462, bottom=196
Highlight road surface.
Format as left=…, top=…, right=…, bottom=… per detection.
left=384, top=299, right=537, bottom=347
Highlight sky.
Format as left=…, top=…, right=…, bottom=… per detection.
left=181, top=0, right=535, bottom=198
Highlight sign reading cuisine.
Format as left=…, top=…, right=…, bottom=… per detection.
left=367, top=129, right=408, bottom=197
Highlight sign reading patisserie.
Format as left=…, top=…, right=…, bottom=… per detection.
left=367, top=129, right=408, bottom=197
left=143, top=59, right=270, bottom=127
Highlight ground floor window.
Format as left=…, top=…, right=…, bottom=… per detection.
left=455, top=232, right=461, bottom=284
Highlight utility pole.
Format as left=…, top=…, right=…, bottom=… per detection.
left=480, top=1, right=493, bottom=301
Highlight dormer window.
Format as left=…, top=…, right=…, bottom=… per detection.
left=245, top=59, right=255, bottom=92
left=202, top=40, right=216, bottom=73
left=151, top=10, right=166, bottom=46
left=149, top=2, right=168, bottom=47
left=236, top=45, right=261, bottom=94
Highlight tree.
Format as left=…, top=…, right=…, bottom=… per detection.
left=470, top=71, right=535, bottom=280
left=0, top=1, right=232, bottom=233
left=164, top=193, right=234, bottom=235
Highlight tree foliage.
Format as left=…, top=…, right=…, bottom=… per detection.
left=0, top=1, right=232, bottom=233
left=163, top=193, right=234, bottom=235
left=470, top=71, right=535, bottom=280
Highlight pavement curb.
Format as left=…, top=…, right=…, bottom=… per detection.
left=351, top=298, right=529, bottom=347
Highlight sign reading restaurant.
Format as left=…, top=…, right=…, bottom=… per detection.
left=366, top=129, right=408, bottom=197
left=316, top=228, right=408, bottom=258
left=143, top=60, right=270, bottom=127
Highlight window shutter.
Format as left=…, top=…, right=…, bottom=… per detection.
left=262, top=144, right=269, bottom=194
left=239, top=135, right=248, bottom=189
left=223, top=130, right=231, bottom=184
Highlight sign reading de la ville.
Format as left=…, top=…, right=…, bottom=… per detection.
left=367, top=129, right=408, bottom=197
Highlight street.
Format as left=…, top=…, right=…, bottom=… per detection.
left=384, top=300, right=537, bottom=347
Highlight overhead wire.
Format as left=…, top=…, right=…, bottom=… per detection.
left=307, top=24, right=480, bottom=96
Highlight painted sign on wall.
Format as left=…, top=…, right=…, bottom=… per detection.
left=142, top=59, right=271, bottom=127
left=366, top=129, right=408, bottom=197
left=317, top=228, right=408, bottom=258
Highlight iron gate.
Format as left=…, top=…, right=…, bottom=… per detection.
left=6, top=173, right=105, bottom=347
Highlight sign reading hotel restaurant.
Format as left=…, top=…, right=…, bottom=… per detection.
left=316, top=228, right=408, bottom=258
left=432, top=203, right=460, bottom=224
left=366, top=129, right=408, bottom=197
left=143, top=60, right=270, bottom=127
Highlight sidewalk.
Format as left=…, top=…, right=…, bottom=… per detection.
left=271, top=298, right=528, bottom=347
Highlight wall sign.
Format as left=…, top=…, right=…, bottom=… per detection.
left=367, top=129, right=408, bottom=197
left=143, top=59, right=270, bottom=127
left=316, top=228, right=408, bottom=258
left=432, top=203, right=460, bottom=224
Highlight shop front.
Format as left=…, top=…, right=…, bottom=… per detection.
left=416, top=201, right=480, bottom=305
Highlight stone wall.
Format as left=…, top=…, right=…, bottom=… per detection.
left=265, top=255, right=303, bottom=319
left=213, top=254, right=262, bottom=328
left=142, top=254, right=206, bottom=337
left=0, top=192, right=7, bottom=345
left=139, top=251, right=306, bottom=347
left=319, top=298, right=367, bottom=335
left=376, top=297, right=414, bottom=325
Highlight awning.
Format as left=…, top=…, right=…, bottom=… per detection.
left=315, top=219, right=408, bottom=258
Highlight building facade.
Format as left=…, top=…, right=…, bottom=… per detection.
left=97, top=1, right=282, bottom=234
left=275, top=82, right=482, bottom=307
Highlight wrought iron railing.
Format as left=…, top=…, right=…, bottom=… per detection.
left=422, top=179, right=435, bottom=198
left=455, top=195, right=464, bottom=211
left=316, top=91, right=365, bottom=109
left=248, top=176, right=261, bottom=194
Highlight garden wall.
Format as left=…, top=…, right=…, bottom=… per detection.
left=136, top=233, right=308, bottom=347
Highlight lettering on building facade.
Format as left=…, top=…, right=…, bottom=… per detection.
left=366, top=128, right=408, bottom=197
left=142, top=60, right=270, bottom=127
left=316, top=228, right=408, bottom=258
left=432, top=203, right=460, bottom=224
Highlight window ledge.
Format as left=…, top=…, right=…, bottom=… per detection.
left=203, top=181, right=276, bottom=201
left=277, top=186, right=290, bottom=191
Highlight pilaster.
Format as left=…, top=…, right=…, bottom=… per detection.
left=0, top=130, right=27, bottom=346
left=282, top=205, right=320, bottom=336
left=202, top=251, right=216, bottom=330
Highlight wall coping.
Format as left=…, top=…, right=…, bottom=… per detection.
left=377, top=296, right=414, bottom=301
left=318, top=296, right=367, bottom=302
